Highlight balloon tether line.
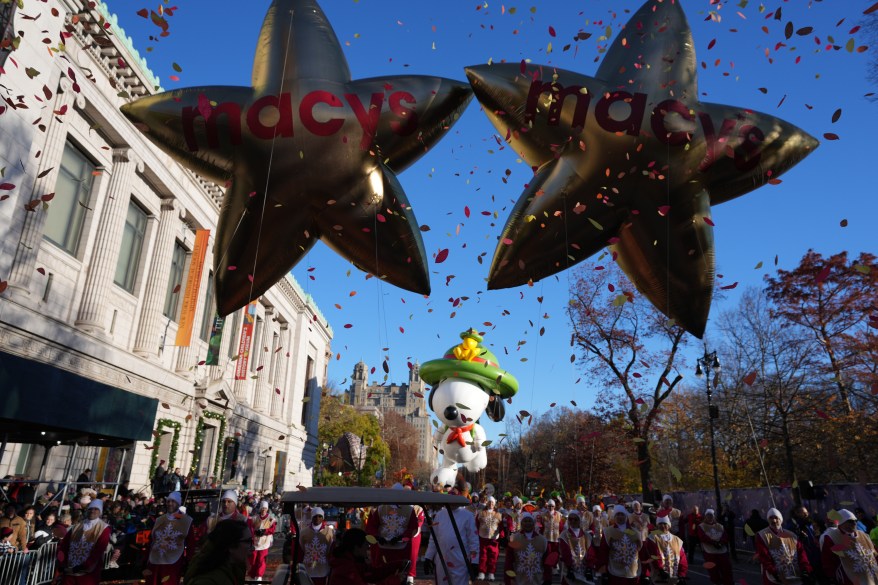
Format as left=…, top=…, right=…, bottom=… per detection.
left=245, top=8, right=296, bottom=307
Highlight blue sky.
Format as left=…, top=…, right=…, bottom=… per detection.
left=111, top=0, right=876, bottom=437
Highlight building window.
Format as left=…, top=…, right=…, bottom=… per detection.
left=251, top=317, right=263, bottom=372
left=199, top=272, right=215, bottom=342
left=301, top=356, right=314, bottom=427
left=226, top=309, right=241, bottom=359
left=114, top=201, right=148, bottom=293
left=163, top=242, right=187, bottom=320
left=44, top=142, right=96, bottom=255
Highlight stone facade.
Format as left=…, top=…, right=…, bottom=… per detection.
left=347, top=362, right=434, bottom=467
left=0, top=0, right=331, bottom=493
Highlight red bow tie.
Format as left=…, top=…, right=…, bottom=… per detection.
left=446, top=423, right=475, bottom=447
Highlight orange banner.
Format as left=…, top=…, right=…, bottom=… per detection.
left=174, top=229, right=210, bottom=346
left=234, top=301, right=258, bottom=380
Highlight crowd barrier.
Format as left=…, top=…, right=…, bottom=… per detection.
left=0, top=541, right=116, bottom=585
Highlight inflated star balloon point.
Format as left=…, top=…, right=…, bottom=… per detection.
left=122, top=0, right=472, bottom=315
left=465, top=0, right=818, bottom=337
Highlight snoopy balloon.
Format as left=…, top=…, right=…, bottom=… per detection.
left=421, top=328, right=519, bottom=488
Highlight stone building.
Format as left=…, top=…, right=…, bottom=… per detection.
left=0, top=0, right=331, bottom=493
left=347, top=361, right=434, bottom=468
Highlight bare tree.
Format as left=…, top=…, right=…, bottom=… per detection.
left=568, top=262, right=688, bottom=501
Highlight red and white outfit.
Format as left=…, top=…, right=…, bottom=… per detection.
left=505, top=525, right=548, bottom=585
left=647, top=522, right=689, bottom=585
left=146, top=509, right=195, bottom=585
left=560, top=516, right=593, bottom=585
left=820, top=512, right=878, bottom=585
left=657, top=497, right=683, bottom=537
left=477, top=505, right=504, bottom=579
left=596, top=521, right=645, bottom=585
left=56, top=514, right=111, bottom=585
left=756, top=524, right=812, bottom=585
left=504, top=502, right=525, bottom=536
left=248, top=506, right=277, bottom=579
left=629, top=511, right=652, bottom=542
left=540, top=505, right=564, bottom=582
left=697, top=514, right=733, bottom=585
left=298, top=513, right=335, bottom=585
left=365, top=504, right=419, bottom=584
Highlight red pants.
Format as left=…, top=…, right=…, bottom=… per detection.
left=478, top=537, right=500, bottom=574
left=371, top=544, right=411, bottom=584
left=146, top=560, right=184, bottom=585
left=703, top=551, right=733, bottom=585
left=407, top=533, right=421, bottom=578
left=543, top=541, right=560, bottom=582
left=248, top=548, right=270, bottom=578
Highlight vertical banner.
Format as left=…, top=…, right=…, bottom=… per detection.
left=174, top=229, right=210, bottom=346
left=234, top=301, right=258, bottom=380
left=205, top=314, right=224, bottom=365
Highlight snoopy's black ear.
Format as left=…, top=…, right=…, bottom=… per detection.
left=486, top=395, right=505, bottom=422
left=428, top=387, right=436, bottom=412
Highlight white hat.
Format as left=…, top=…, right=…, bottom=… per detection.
left=487, top=496, right=496, bottom=504
left=767, top=508, right=783, bottom=521
left=576, top=495, right=586, bottom=503
left=87, top=499, right=103, bottom=512
left=547, top=499, right=556, bottom=507
left=167, top=491, right=182, bottom=505
left=512, top=496, right=522, bottom=505
left=657, top=516, right=671, bottom=526
left=613, top=504, right=628, bottom=517
left=837, top=509, right=857, bottom=523
left=662, top=494, right=673, bottom=502
left=222, top=489, right=238, bottom=503
left=521, top=512, right=535, bottom=521
left=260, top=500, right=269, bottom=509
left=705, top=508, right=715, bottom=516
left=311, top=507, right=325, bottom=518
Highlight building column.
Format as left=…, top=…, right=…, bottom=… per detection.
left=8, top=81, right=82, bottom=299
left=252, top=307, right=273, bottom=413
left=75, top=148, right=142, bottom=333
left=270, top=323, right=289, bottom=418
left=132, top=199, right=178, bottom=357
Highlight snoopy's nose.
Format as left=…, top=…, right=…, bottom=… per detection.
left=443, top=406, right=458, bottom=421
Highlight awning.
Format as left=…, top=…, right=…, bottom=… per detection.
left=0, top=351, right=158, bottom=447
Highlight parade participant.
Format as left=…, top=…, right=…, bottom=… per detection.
left=657, top=495, right=683, bottom=537
left=647, top=516, right=689, bottom=585
left=144, top=492, right=195, bottom=585
left=540, top=499, right=564, bottom=582
left=210, top=489, right=245, bottom=531
left=596, top=505, right=645, bottom=585
left=697, top=509, right=733, bottom=585
left=365, top=491, right=420, bottom=585
left=56, top=500, right=112, bottom=585
left=629, top=501, right=651, bottom=541
left=248, top=500, right=277, bottom=581
left=331, top=528, right=409, bottom=585
left=477, top=496, right=504, bottom=581
left=683, top=505, right=703, bottom=563
left=469, top=493, right=482, bottom=516
left=820, top=509, right=878, bottom=585
left=560, top=511, right=593, bottom=585
left=298, top=507, right=335, bottom=585
left=755, top=508, right=812, bottom=585
left=575, top=496, right=594, bottom=535
left=505, top=496, right=525, bottom=537
left=425, top=502, right=479, bottom=585
left=591, top=505, right=606, bottom=541
left=184, top=520, right=249, bottom=585
left=505, top=512, right=548, bottom=585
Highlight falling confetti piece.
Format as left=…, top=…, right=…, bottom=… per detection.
left=435, top=248, right=450, bottom=263
left=743, top=371, right=757, bottom=386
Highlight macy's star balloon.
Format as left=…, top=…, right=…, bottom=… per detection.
left=122, top=0, right=471, bottom=315
left=466, top=0, right=818, bottom=337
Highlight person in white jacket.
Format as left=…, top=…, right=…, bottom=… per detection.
left=425, top=504, right=479, bottom=585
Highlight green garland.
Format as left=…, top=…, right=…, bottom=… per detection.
left=149, top=419, right=182, bottom=479
left=190, top=411, right=227, bottom=478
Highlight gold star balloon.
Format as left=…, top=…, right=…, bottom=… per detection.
left=466, top=0, right=818, bottom=337
left=122, top=0, right=472, bottom=315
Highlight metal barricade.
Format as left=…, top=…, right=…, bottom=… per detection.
left=0, top=550, right=36, bottom=585
left=25, top=541, right=58, bottom=585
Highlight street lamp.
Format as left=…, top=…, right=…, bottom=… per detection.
left=695, top=349, right=722, bottom=512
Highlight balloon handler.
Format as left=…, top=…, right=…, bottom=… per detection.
left=421, top=328, right=518, bottom=489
